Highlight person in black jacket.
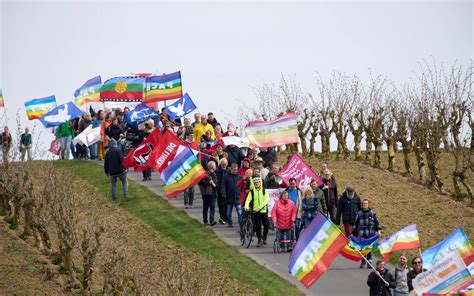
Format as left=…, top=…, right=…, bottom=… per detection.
left=407, top=256, right=427, bottom=292
left=367, top=260, right=396, bottom=296
left=224, top=144, right=245, bottom=167
left=221, top=163, right=243, bottom=227
left=199, top=161, right=218, bottom=226
left=104, top=139, right=128, bottom=200
left=319, top=169, right=338, bottom=223
left=336, top=186, right=361, bottom=236
left=216, top=158, right=229, bottom=225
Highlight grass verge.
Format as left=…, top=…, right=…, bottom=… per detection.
left=55, top=160, right=302, bottom=296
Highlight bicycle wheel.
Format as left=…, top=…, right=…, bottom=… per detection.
left=239, top=217, right=246, bottom=246
left=244, top=217, right=253, bottom=248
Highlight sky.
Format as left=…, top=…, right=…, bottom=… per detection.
left=0, top=0, right=472, bottom=155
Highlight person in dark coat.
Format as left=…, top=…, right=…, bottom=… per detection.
left=104, top=139, right=128, bottom=200
left=224, top=144, right=245, bottom=167
left=407, top=256, right=427, bottom=292
left=336, top=186, right=362, bottom=236
left=319, top=169, right=338, bottom=223
left=367, top=260, right=396, bottom=296
left=199, top=161, right=218, bottom=226
left=355, top=198, right=382, bottom=268
left=258, top=147, right=277, bottom=168
left=216, top=158, right=229, bottom=225
left=221, top=163, right=243, bottom=227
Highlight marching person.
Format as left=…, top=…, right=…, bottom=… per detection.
left=320, top=169, right=338, bottom=223
left=301, top=187, right=318, bottom=230
left=221, top=163, right=243, bottom=227
left=199, top=161, right=218, bottom=226
left=1, top=126, right=12, bottom=163
left=244, top=177, right=269, bottom=247
left=104, top=138, right=128, bottom=200
left=271, top=191, right=297, bottom=251
left=336, top=186, right=361, bottom=236
left=309, top=179, right=327, bottom=215
left=367, top=259, right=396, bottom=296
left=355, top=198, right=382, bottom=269
left=393, top=254, right=410, bottom=296
left=407, top=257, right=427, bottom=292
left=285, top=178, right=303, bottom=240
left=20, top=127, right=33, bottom=162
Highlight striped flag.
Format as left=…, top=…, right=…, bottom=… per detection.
left=24, top=95, right=57, bottom=120
left=144, top=71, right=183, bottom=103
left=74, top=75, right=102, bottom=106
left=340, top=235, right=379, bottom=262
left=100, top=77, right=145, bottom=102
left=378, top=224, right=420, bottom=261
left=161, top=147, right=207, bottom=199
left=245, top=112, right=299, bottom=148
left=289, top=212, right=349, bottom=288
left=0, top=89, right=4, bottom=108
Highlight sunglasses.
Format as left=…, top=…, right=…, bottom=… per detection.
left=413, top=261, right=422, bottom=264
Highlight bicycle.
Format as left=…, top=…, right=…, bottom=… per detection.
left=240, top=211, right=253, bottom=248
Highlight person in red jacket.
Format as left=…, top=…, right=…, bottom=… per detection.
left=271, top=191, right=296, bottom=251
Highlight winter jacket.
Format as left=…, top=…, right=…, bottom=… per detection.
left=79, top=119, right=91, bottom=133
left=319, top=178, right=338, bottom=207
left=104, top=147, right=126, bottom=176
left=237, top=178, right=251, bottom=206
left=336, top=192, right=362, bottom=225
left=221, top=172, right=242, bottom=204
left=367, top=269, right=396, bottom=296
left=258, top=149, right=277, bottom=167
left=311, top=186, right=327, bottom=213
left=407, top=268, right=426, bottom=292
left=393, top=265, right=409, bottom=295
left=199, top=171, right=217, bottom=197
left=224, top=145, right=245, bottom=167
left=271, top=198, right=296, bottom=230
left=194, top=123, right=215, bottom=142
left=20, top=133, right=32, bottom=146
left=245, top=187, right=269, bottom=213
left=57, top=122, right=75, bottom=138
left=207, top=118, right=220, bottom=129
left=301, top=197, right=319, bottom=219
left=106, top=124, right=123, bottom=141
left=101, top=120, right=112, bottom=148
left=355, top=208, right=381, bottom=238
left=216, top=167, right=228, bottom=191
left=285, top=187, right=303, bottom=219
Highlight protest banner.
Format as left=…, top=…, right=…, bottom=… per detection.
left=278, top=153, right=322, bottom=188
left=267, top=189, right=284, bottom=217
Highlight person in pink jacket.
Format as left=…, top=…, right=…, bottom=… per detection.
left=271, top=191, right=297, bottom=251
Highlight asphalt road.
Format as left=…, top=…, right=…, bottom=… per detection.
left=127, top=170, right=372, bottom=296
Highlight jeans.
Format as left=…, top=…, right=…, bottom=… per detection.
left=276, top=228, right=293, bottom=250
left=202, top=192, right=216, bottom=223
left=111, top=173, right=128, bottom=199
left=302, top=216, right=314, bottom=230
left=184, top=186, right=195, bottom=206
left=295, top=218, right=301, bottom=240
left=253, top=212, right=269, bottom=240
left=61, top=136, right=72, bottom=160
left=226, top=203, right=242, bottom=226
left=90, top=143, right=98, bottom=159
left=327, top=205, right=337, bottom=224
left=20, top=144, right=32, bottom=161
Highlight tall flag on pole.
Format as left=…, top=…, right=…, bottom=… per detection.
left=289, top=212, right=349, bottom=288
left=340, top=235, right=379, bottom=262
left=147, top=131, right=183, bottom=173
left=38, top=102, right=84, bottom=128
left=74, top=76, right=102, bottom=106
left=378, top=224, right=420, bottom=261
left=422, top=227, right=472, bottom=270
left=245, top=112, right=299, bottom=148
left=278, top=153, right=323, bottom=187
left=100, top=77, right=145, bottom=102
left=125, top=104, right=159, bottom=128
left=165, top=93, right=197, bottom=120
left=160, top=147, right=208, bottom=199
left=24, top=95, right=57, bottom=120
left=144, top=71, right=183, bottom=103
left=122, top=128, right=162, bottom=172
left=0, top=89, right=4, bottom=108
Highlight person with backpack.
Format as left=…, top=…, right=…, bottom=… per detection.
left=355, top=198, right=382, bottom=269
left=244, top=177, right=269, bottom=247
left=285, top=178, right=303, bottom=240
left=336, top=186, right=362, bottom=236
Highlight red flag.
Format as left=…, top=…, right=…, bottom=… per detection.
left=123, top=128, right=162, bottom=171
left=278, top=153, right=323, bottom=187
left=147, top=131, right=184, bottom=172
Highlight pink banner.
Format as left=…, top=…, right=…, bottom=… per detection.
left=278, top=153, right=322, bottom=188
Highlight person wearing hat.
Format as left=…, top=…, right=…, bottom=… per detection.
left=336, top=186, right=361, bottom=237
left=244, top=176, right=269, bottom=247
left=104, top=138, right=128, bottom=200
left=255, top=157, right=269, bottom=180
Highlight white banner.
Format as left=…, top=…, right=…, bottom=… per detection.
left=222, top=136, right=250, bottom=148
left=267, top=189, right=284, bottom=217
left=72, top=125, right=101, bottom=146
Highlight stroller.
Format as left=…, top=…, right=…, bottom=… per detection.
left=273, top=228, right=295, bottom=253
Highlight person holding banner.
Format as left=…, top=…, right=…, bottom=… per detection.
left=407, top=257, right=426, bottom=292
left=367, top=259, right=396, bottom=296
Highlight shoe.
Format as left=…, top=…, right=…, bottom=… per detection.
left=142, top=178, right=147, bottom=181
left=218, top=219, right=226, bottom=225
left=367, top=260, right=372, bottom=269
left=190, top=205, right=194, bottom=209
left=148, top=177, right=152, bottom=181
left=203, top=221, right=209, bottom=225
left=257, top=239, right=263, bottom=247
left=360, top=261, right=366, bottom=269
left=228, top=224, right=233, bottom=228
left=185, top=206, right=189, bottom=209
left=210, top=221, right=217, bottom=226
left=263, top=239, right=267, bottom=245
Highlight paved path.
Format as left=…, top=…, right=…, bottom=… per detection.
left=127, top=170, right=372, bottom=296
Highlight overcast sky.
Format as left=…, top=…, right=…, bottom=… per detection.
left=1, top=0, right=472, bottom=154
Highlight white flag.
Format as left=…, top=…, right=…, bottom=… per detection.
left=222, top=136, right=250, bottom=148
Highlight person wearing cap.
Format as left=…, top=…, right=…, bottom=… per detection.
left=244, top=176, right=269, bottom=247
left=319, top=169, right=338, bottom=223
left=255, top=157, right=269, bottom=180
left=207, top=112, right=220, bottom=129
left=104, top=138, right=128, bottom=200
left=336, top=186, right=361, bottom=236
left=194, top=114, right=215, bottom=143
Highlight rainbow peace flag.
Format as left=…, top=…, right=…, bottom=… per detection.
left=378, top=224, right=420, bottom=261
left=24, top=95, right=57, bottom=120
left=340, top=235, right=379, bottom=262
left=245, top=112, right=299, bottom=148
left=289, top=212, right=348, bottom=288
left=144, top=71, right=183, bottom=103
left=100, top=77, right=145, bottom=102
left=74, top=76, right=102, bottom=106
left=160, top=146, right=207, bottom=199
left=0, top=89, right=4, bottom=108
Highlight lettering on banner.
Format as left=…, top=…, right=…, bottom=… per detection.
left=146, top=82, right=174, bottom=91
left=156, top=143, right=178, bottom=167
left=297, top=228, right=330, bottom=271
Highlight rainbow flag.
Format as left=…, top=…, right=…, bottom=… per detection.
left=0, top=89, right=4, bottom=108
left=160, top=146, right=207, bottom=199
left=100, top=77, right=145, bottom=102
left=74, top=75, right=102, bottom=106
left=245, top=112, right=299, bottom=148
left=378, top=224, right=420, bottom=261
left=340, top=235, right=379, bottom=262
left=422, top=228, right=472, bottom=270
left=24, top=95, right=57, bottom=120
left=144, top=71, right=183, bottom=103
left=289, top=212, right=348, bottom=288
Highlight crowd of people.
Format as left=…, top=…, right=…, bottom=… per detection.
left=1, top=106, right=427, bottom=295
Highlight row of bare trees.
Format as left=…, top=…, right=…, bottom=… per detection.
left=240, top=60, right=473, bottom=205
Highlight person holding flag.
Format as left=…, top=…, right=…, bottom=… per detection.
left=355, top=198, right=382, bottom=269
left=367, top=259, right=396, bottom=296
